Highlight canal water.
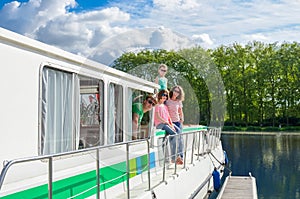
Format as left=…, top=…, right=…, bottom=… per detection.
left=218, top=133, right=300, bottom=199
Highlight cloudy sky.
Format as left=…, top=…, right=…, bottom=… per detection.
left=1, top=0, right=300, bottom=64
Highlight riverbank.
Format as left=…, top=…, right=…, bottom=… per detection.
left=222, top=131, right=300, bottom=135
left=222, top=125, right=300, bottom=133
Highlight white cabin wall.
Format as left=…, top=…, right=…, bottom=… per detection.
left=0, top=42, right=80, bottom=164
left=0, top=42, right=40, bottom=163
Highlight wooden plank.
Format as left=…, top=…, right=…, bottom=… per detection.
left=217, top=176, right=257, bottom=199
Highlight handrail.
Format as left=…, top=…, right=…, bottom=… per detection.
left=0, top=127, right=222, bottom=198
left=0, top=138, right=148, bottom=193
left=159, top=127, right=222, bottom=180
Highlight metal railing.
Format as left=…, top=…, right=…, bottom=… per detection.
left=157, top=127, right=222, bottom=181
left=0, top=127, right=222, bottom=199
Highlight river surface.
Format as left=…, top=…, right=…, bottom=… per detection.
left=218, top=133, right=300, bottom=199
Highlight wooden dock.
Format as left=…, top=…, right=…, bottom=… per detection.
left=217, top=175, right=258, bottom=199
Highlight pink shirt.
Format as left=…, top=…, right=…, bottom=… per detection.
left=166, top=99, right=182, bottom=122
left=154, top=104, right=171, bottom=126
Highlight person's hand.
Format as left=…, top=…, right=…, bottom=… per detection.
left=170, top=124, right=176, bottom=131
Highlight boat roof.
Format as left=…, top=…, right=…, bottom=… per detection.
left=0, top=27, right=159, bottom=89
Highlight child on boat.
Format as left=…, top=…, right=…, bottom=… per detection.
left=154, top=90, right=182, bottom=165
left=154, top=64, right=168, bottom=92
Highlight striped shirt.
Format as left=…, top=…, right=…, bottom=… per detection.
left=166, top=99, right=182, bottom=122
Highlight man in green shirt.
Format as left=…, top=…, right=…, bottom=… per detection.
left=132, top=95, right=157, bottom=139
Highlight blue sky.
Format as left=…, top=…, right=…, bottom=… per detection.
left=0, top=0, right=109, bottom=10
left=1, top=0, right=300, bottom=64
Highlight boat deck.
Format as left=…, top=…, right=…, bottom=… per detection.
left=217, top=176, right=258, bottom=199
left=114, top=162, right=186, bottom=198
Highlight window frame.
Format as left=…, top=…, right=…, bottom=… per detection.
left=39, top=64, right=105, bottom=155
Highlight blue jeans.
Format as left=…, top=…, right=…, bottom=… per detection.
left=156, top=123, right=178, bottom=161
left=156, top=123, right=177, bottom=135
left=169, top=122, right=184, bottom=160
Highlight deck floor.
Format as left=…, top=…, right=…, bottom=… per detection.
left=114, top=163, right=185, bottom=198
left=218, top=176, right=257, bottom=199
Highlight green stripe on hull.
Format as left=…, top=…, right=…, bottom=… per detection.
left=1, top=153, right=154, bottom=199
left=182, top=126, right=207, bottom=132
left=156, top=126, right=207, bottom=137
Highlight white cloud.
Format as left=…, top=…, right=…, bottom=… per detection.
left=33, top=6, right=130, bottom=54
left=88, top=27, right=195, bottom=65
left=192, top=33, right=214, bottom=48
left=244, top=33, right=269, bottom=43
left=0, top=0, right=300, bottom=60
left=0, top=0, right=77, bottom=35
left=153, top=0, right=201, bottom=11
left=0, top=0, right=132, bottom=56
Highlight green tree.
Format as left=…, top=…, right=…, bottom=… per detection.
left=111, top=48, right=212, bottom=125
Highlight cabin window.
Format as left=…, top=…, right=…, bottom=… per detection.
left=108, top=83, right=123, bottom=144
left=41, top=67, right=104, bottom=155
left=41, top=67, right=80, bottom=155
left=130, top=88, right=154, bottom=140
left=79, top=76, right=104, bottom=148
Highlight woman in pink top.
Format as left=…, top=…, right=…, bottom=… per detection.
left=166, top=85, right=185, bottom=164
left=154, top=90, right=181, bottom=164
left=154, top=90, right=177, bottom=134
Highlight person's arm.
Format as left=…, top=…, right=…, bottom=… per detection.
left=178, top=106, right=184, bottom=123
left=132, top=113, right=139, bottom=132
left=154, top=76, right=158, bottom=84
left=166, top=110, right=176, bottom=131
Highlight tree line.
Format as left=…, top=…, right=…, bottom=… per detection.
left=111, top=41, right=300, bottom=128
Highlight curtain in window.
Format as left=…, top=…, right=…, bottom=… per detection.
left=41, top=67, right=79, bottom=155
left=73, top=74, right=80, bottom=149
left=115, top=86, right=123, bottom=143
left=108, top=84, right=115, bottom=144
left=127, top=88, right=133, bottom=141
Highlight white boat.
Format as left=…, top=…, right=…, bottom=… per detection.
left=0, top=27, right=226, bottom=199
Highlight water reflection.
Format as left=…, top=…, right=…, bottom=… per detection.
left=221, top=133, right=300, bottom=199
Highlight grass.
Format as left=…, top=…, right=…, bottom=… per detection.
left=222, top=125, right=300, bottom=133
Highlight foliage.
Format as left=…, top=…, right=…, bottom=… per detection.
left=211, top=41, right=300, bottom=127
left=245, top=126, right=262, bottom=132
left=222, top=126, right=241, bottom=131
left=111, top=41, right=300, bottom=128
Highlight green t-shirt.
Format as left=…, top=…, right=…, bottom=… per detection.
left=132, top=103, right=144, bottom=125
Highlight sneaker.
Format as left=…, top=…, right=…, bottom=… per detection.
left=176, top=157, right=183, bottom=165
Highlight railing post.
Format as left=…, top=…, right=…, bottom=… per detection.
left=197, top=131, right=201, bottom=160
left=210, top=128, right=213, bottom=149
left=218, top=127, right=221, bottom=144
left=48, top=157, right=53, bottom=199
left=203, top=131, right=206, bottom=153
left=126, top=143, right=130, bottom=199
left=173, top=135, right=178, bottom=175
left=209, top=129, right=213, bottom=151
left=162, top=137, right=168, bottom=183
left=214, top=128, right=217, bottom=148
left=183, top=133, right=188, bottom=167
left=190, top=132, right=195, bottom=164
left=147, top=139, right=151, bottom=190
left=96, top=148, right=100, bottom=199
